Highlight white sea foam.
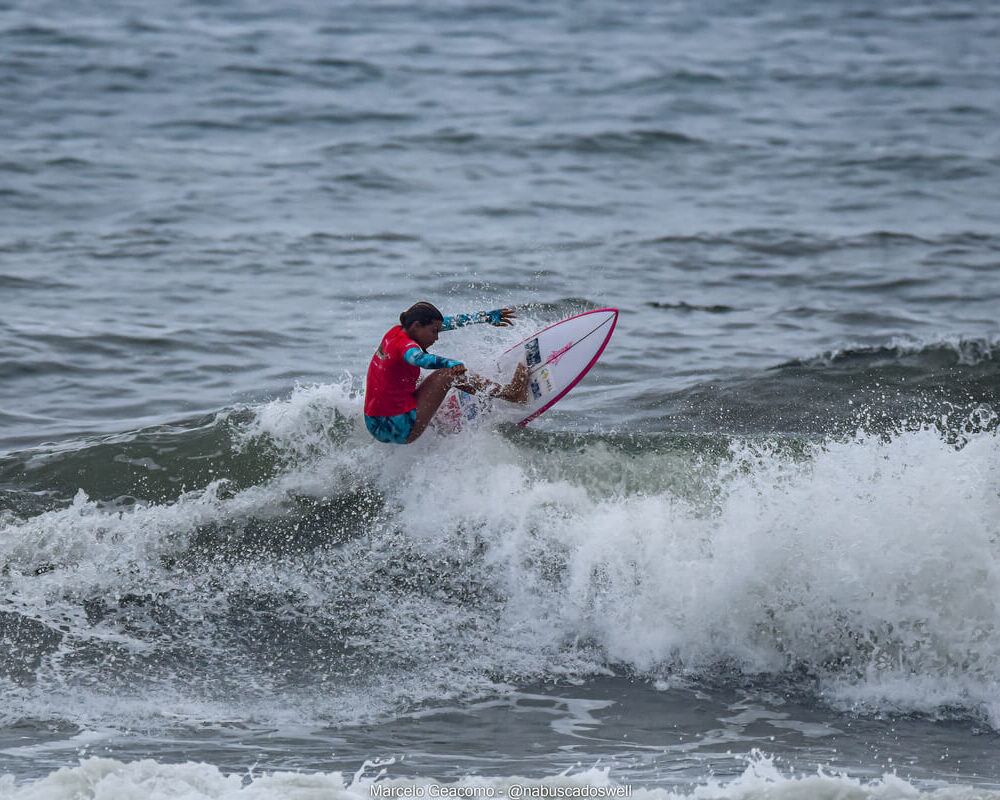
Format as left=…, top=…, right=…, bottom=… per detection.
left=1, top=754, right=997, bottom=800
left=374, top=415, right=1000, bottom=725
left=2, top=379, right=999, bottom=731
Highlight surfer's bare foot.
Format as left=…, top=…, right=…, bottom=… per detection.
left=496, top=363, right=529, bottom=403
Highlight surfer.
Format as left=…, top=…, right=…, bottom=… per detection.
left=364, top=302, right=529, bottom=444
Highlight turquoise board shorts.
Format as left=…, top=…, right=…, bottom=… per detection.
left=365, top=410, right=418, bottom=444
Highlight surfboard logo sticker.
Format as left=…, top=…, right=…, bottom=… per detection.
left=539, top=367, right=554, bottom=395
left=458, top=391, right=478, bottom=420
left=548, top=342, right=573, bottom=367
left=529, top=368, right=554, bottom=400
left=525, top=338, right=541, bottom=367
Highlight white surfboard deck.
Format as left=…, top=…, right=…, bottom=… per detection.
left=436, top=308, right=618, bottom=432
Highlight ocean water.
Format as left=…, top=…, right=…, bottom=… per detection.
left=2, top=0, right=1000, bottom=797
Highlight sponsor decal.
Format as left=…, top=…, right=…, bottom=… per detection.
left=525, top=338, right=541, bottom=367
left=538, top=367, right=554, bottom=395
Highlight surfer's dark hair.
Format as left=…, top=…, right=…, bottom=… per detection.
left=399, top=302, right=444, bottom=329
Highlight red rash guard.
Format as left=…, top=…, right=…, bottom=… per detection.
left=364, top=326, right=423, bottom=417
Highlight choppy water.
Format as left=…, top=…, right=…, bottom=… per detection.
left=2, top=0, right=1000, bottom=797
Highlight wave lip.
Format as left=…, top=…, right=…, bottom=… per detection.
left=780, top=336, right=1000, bottom=370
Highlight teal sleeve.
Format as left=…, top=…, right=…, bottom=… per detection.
left=403, top=347, right=462, bottom=370
left=441, top=309, right=503, bottom=331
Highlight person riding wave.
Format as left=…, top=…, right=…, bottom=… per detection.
left=364, top=301, right=528, bottom=444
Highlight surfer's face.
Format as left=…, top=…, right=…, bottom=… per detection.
left=408, top=320, right=442, bottom=349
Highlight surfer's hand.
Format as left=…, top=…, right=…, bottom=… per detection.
left=492, top=308, right=517, bottom=327
left=448, top=364, right=467, bottom=379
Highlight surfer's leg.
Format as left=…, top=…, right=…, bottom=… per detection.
left=407, top=369, right=458, bottom=442
left=452, top=374, right=495, bottom=394
left=453, top=364, right=529, bottom=403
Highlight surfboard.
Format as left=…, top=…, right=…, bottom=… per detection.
left=437, top=308, right=618, bottom=431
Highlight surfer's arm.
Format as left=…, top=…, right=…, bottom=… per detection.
left=403, top=347, right=463, bottom=370
left=441, top=308, right=516, bottom=331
